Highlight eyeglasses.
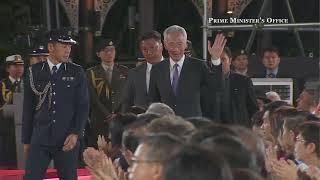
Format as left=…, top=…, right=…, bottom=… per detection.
left=295, top=137, right=306, bottom=143
left=131, top=157, right=160, bottom=164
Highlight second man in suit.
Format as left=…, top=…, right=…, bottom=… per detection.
left=121, top=31, right=163, bottom=112
left=87, top=39, right=128, bottom=146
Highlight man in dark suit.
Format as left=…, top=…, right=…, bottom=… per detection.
left=254, top=47, right=304, bottom=104
left=202, top=47, right=259, bottom=127
left=0, top=54, right=24, bottom=168
left=148, top=25, right=225, bottom=117
left=121, top=31, right=163, bottom=112
left=255, top=47, right=285, bottom=78
left=87, top=38, right=128, bottom=146
left=22, top=30, right=89, bottom=179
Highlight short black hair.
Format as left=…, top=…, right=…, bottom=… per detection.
left=138, top=31, right=162, bottom=44
left=283, top=111, right=309, bottom=136
left=200, top=135, right=257, bottom=170
left=262, top=46, right=280, bottom=57
left=122, top=130, right=140, bottom=153
left=303, top=88, right=320, bottom=104
left=164, top=145, right=233, bottom=180
left=298, top=121, right=320, bottom=157
left=109, top=113, right=137, bottom=146
left=121, top=113, right=161, bottom=152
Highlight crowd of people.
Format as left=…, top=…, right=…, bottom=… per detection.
left=0, top=24, right=319, bottom=180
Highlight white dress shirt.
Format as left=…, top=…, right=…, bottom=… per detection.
left=101, top=63, right=114, bottom=83
left=146, top=56, right=164, bottom=92
left=146, top=62, right=153, bottom=92
left=9, top=76, right=21, bottom=84
left=47, top=59, right=62, bottom=73
left=211, top=58, right=221, bottom=66
left=101, top=63, right=114, bottom=72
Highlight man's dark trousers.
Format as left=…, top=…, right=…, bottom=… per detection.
left=24, top=143, right=80, bottom=180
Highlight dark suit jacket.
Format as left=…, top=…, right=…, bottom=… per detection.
left=121, top=63, right=149, bottom=112
left=149, top=57, right=221, bottom=117
left=202, top=70, right=259, bottom=127
left=252, top=67, right=287, bottom=78
left=22, top=61, right=89, bottom=146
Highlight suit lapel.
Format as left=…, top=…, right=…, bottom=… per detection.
left=137, top=63, right=147, bottom=95
left=177, top=57, right=190, bottom=94
left=57, top=63, right=67, bottom=79
left=163, top=60, right=175, bottom=97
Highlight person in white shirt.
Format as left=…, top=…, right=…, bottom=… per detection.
left=122, top=31, right=164, bottom=112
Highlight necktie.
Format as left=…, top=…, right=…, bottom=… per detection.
left=267, top=73, right=275, bottom=78
left=172, top=64, right=179, bottom=95
left=106, top=67, right=112, bottom=83
left=13, top=80, right=21, bottom=92
left=52, top=65, right=58, bottom=75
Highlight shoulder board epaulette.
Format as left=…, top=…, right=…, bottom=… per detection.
left=69, top=62, right=82, bottom=67
left=87, top=66, right=97, bottom=71
left=117, top=64, right=129, bottom=70
left=117, top=64, right=129, bottom=71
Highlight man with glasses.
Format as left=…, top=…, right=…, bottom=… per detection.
left=87, top=38, right=128, bottom=147
left=128, top=133, right=183, bottom=180
left=294, top=121, right=320, bottom=168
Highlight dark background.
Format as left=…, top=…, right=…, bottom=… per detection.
left=0, top=0, right=319, bottom=79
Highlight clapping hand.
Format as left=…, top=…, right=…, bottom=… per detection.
left=208, top=33, right=227, bottom=60
left=97, top=135, right=113, bottom=157
left=265, top=145, right=278, bottom=173
left=271, top=159, right=298, bottom=180
left=93, top=157, right=128, bottom=180
left=97, top=135, right=109, bottom=151
left=83, top=147, right=105, bottom=170
left=83, top=147, right=128, bottom=180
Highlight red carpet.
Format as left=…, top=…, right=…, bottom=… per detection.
left=0, top=169, right=91, bottom=180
